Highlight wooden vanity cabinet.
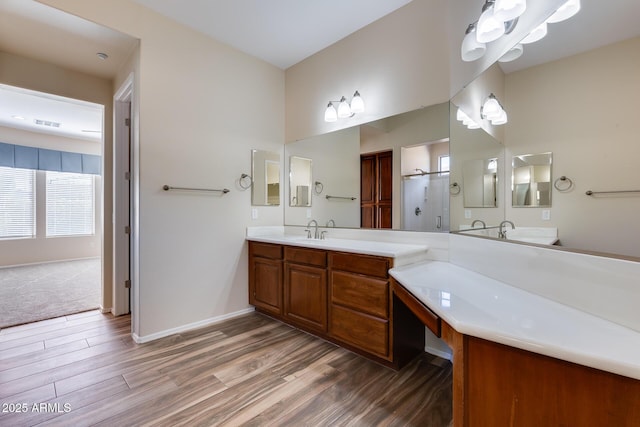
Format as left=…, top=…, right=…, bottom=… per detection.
left=284, top=246, right=328, bottom=333
left=248, top=241, right=424, bottom=369
left=248, top=242, right=283, bottom=316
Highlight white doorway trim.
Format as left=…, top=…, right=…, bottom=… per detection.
left=113, top=74, right=138, bottom=333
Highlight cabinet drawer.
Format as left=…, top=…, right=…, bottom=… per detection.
left=329, top=252, right=390, bottom=278
left=285, top=246, right=327, bottom=267
left=330, top=305, right=389, bottom=359
left=331, top=271, right=388, bottom=318
left=250, top=242, right=283, bottom=260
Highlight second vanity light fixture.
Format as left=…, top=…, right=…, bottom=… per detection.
left=324, top=91, right=364, bottom=122
left=481, top=93, right=508, bottom=125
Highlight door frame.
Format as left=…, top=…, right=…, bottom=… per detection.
left=113, top=73, right=138, bottom=327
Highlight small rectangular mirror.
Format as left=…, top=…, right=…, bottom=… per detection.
left=462, top=157, right=498, bottom=208
left=251, top=149, right=280, bottom=206
left=512, top=152, right=552, bottom=207
left=289, top=156, right=312, bottom=207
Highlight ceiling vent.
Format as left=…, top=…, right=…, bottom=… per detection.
left=34, top=119, right=61, bottom=128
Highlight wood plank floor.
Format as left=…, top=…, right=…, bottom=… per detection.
left=0, top=310, right=452, bottom=426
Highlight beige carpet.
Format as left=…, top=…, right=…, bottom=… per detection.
left=0, top=258, right=100, bottom=329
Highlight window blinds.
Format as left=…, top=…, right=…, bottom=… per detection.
left=46, top=171, right=95, bottom=237
left=0, top=166, right=36, bottom=239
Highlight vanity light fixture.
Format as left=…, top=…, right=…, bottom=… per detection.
left=324, top=91, right=364, bottom=122
left=461, top=0, right=525, bottom=62
left=481, top=93, right=508, bottom=125
left=546, top=0, right=580, bottom=23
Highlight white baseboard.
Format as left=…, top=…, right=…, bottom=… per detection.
left=425, top=345, right=453, bottom=361
left=99, top=305, right=112, bottom=314
left=131, top=307, right=256, bottom=344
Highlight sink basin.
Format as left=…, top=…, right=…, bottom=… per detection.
left=506, top=227, right=558, bottom=245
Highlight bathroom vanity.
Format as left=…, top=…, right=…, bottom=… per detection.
left=247, top=236, right=429, bottom=368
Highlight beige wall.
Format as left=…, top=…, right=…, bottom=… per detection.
left=285, top=0, right=450, bottom=143
left=40, top=0, right=285, bottom=338
left=504, top=37, right=640, bottom=257
left=0, top=50, right=114, bottom=309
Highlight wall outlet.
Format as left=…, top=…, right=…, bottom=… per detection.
left=464, top=209, right=472, bottom=219
left=542, top=209, right=551, bottom=221
left=251, top=208, right=258, bottom=220
left=306, top=208, right=312, bottom=219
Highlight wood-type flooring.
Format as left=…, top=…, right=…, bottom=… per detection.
left=0, top=310, right=452, bottom=426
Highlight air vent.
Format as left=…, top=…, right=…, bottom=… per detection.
left=34, top=119, right=61, bottom=128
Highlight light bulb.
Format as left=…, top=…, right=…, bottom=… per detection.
left=337, top=96, right=351, bottom=118
left=482, top=95, right=502, bottom=120
left=546, top=0, right=580, bottom=24
left=498, top=43, right=524, bottom=62
left=521, top=21, right=547, bottom=44
left=324, top=102, right=337, bottom=122
left=350, top=91, right=365, bottom=113
left=461, top=24, right=486, bottom=62
left=494, top=0, right=526, bottom=23
left=476, top=3, right=505, bottom=43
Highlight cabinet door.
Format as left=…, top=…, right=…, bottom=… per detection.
left=284, top=263, right=327, bottom=332
left=249, top=257, right=283, bottom=315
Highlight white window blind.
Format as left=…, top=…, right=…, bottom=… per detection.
left=0, top=166, right=36, bottom=239
left=46, top=171, right=95, bottom=237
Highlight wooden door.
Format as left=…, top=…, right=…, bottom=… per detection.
left=360, top=150, right=392, bottom=228
left=249, top=257, right=283, bottom=315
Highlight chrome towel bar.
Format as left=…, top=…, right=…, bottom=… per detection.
left=585, top=189, right=640, bottom=196
left=163, top=185, right=230, bottom=194
left=326, top=195, right=356, bottom=201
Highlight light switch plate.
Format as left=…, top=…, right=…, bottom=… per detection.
left=306, top=208, right=312, bottom=218
left=251, top=208, right=258, bottom=220
left=542, top=209, right=551, bottom=221
left=464, top=210, right=472, bottom=219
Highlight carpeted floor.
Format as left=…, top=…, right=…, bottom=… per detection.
left=0, top=258, right=100, bottom=329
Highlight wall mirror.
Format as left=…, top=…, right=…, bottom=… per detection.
left=512, top=153, right=552, bottom=207
left=251, top=149, right=280, bottom=206
left=449, top=0, right=640, bottom=258
left=289, top=156, right=312, bottom=207
left=284, top=103, right=450, bottom=230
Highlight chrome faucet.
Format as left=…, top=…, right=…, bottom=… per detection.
left=306, top=219, right=319, bottom=239
left=471, top=219, right=486, bottom=229
left=498, top=220, right=515, bottom=239
left=326, top=219, right=336, bottom=228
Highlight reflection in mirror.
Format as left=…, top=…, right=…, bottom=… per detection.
left=462, top=158, right=497, bottom=208
left=251, top=149, right=280, bottom=206
left=512, top=152, right=552, bottom=207
left=449, top=102, right=505, bottom=232
left=284, top=103, right=450, bottom=230
left=289, top=156, right=312, bottom=207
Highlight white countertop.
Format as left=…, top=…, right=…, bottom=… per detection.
left=246, top=234, right=429, bottom=266
left=390, top=260, right=640, bottom=381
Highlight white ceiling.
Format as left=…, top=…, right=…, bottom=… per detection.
left=1, top=0, right=639, bottom=141
left=131, top=0, right=414, bottom=70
